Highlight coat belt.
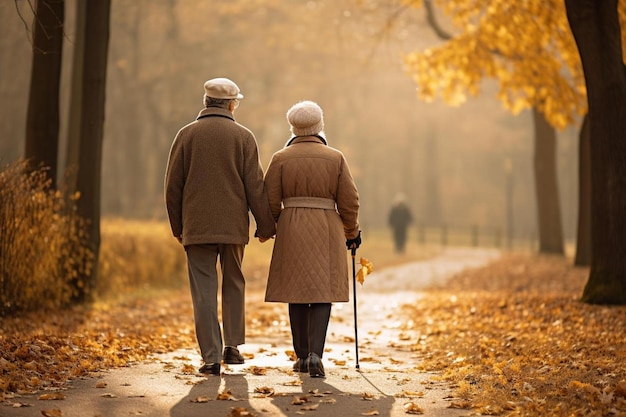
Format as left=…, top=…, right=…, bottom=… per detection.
left=282, top=197, right=336, bottom=210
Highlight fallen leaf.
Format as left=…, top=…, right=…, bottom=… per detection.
left=247, top=366, right=267, bottom=376
left=41, top=409, right=63, bottom=417
left=449, top=400, right=472, bottom=409
left=362, top=392, right=375, bottom=401
left=217, top=390, right=237, bottom=401
left=228, top=407, right=258, bottom=417
left=181, top=363, right=196, bottom=374
left=396, top=390, right=424, bottom=398
left=300, top=403, right=319, bottom=411
left=292, top=395, right=309, bottom=405
left=38, top=393, right=66, bottom=401
left=190, top=396, right=210, bottom=403
left=254, top=386, right=275, bottom=396
left=404, top=401, right=424, bottom=414
left=283, top=379, right=303, bottom=386
left=614, top=380, right=626, bottom=398
left=362, top=410, right=380, bottom=416
left=95, top=381, right=107, bottom=388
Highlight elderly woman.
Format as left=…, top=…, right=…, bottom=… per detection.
left=264, top=100, right=361, bottom=378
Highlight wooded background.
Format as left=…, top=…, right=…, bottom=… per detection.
left=0, top=0, right=581, bottom=243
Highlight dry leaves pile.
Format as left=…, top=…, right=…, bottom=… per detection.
left=399, top=254, right=626, bottom=416
left=2, top=251, right=625, bottom=417
left=0, top=294, right=197, bottom=400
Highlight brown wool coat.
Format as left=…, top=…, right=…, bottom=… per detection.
left=165, top=107, right=276, bottom=246
left=263, top=136, right=360, bottom=303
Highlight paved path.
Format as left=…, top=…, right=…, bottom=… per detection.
left=2, top=247, right=500, bottom=417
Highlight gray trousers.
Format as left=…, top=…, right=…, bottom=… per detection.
left=185, top=243, right=245, bottom=364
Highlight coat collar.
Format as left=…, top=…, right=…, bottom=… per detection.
left=285, top=134, right=327, bottom=147
left=196, top=107, right=235, bottom=121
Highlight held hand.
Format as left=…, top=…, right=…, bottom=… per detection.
left=258, top=235, right=275, bottom=243
left=345, top=230, right=362, bottom=251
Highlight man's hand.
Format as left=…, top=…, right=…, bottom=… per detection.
left=258, top=235, right=275, bottom=243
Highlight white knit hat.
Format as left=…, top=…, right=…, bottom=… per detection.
left=286, top=101, right=324, bottom=136
left=203, top=77, right=244, bottom=100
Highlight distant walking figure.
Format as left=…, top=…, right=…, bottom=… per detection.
left=165, top=77, right=275, bottom=376
left=263, top=100, right=361, bottom=378
left=388, top=193, right=413, bottom=254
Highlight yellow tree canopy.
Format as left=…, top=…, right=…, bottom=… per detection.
left=403, top=0, right=626, bottom=129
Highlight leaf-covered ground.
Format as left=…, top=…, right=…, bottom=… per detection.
left=1, top=253, right=626, bottom=416
left=398, top=254, right=626, bottom=416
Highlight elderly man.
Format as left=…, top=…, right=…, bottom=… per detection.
left=165, top=77, right=275, bottom=375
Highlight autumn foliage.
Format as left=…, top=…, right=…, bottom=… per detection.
left=401, top=254, right=626, bottom=415
left=97, top=219, right=187, bottom=298
left=0, top=160, right=93, bottom=316
left=402, top=0, right=599, bottom=128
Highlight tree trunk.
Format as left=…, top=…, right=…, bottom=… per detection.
left=532, top=108, right=564, bottom=255
left=73, top=0, right=111, bottom=301
left=64, top=0, right=86, bottom=195
left=24, top=0, right=64, bottom=185
left=574, top=114, right=591, bottom=266
left=566, top=0, right=626, bottom=304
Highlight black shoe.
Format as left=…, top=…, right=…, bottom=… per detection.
left=307, top=353, right=325, bottom=378
left=293, top=358, right=307, bottom=373
left=199, top=363, right=220, bottom=376
left=223, top=346, right=244, bottom=364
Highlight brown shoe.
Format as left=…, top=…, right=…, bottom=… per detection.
left=223, top=346, right=244, bottom=364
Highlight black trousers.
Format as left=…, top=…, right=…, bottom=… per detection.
left=288, top=303, right=332, bottom=359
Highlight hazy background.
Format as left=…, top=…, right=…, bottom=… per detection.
left=0, top=0, right=580, bottom=243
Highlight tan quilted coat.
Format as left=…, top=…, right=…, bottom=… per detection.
left=264, top=136, right=360, bottom=303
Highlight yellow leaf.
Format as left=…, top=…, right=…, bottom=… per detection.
left=38, top=393, right=66, bottom=401
left=217, top=390, right=236, bottom=401
left=362, top=391, right=375, bottom=400
left=247, top=366, right=267, bottom=376
left=404, top=401, right=424, bottom=414
left=356, top=257, right=374, bottom=285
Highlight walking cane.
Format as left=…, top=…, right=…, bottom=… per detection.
left=351, top=246, right=360, bottom=370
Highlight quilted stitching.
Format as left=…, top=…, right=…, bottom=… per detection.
left=264, top=138, right=359, bottom=304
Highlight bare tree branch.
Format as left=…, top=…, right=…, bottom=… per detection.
left=361, top=2, right=413, bottom=67
left=423, top=0, right=452, bottom=40
left=15, top=0, right=34, bottom=45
